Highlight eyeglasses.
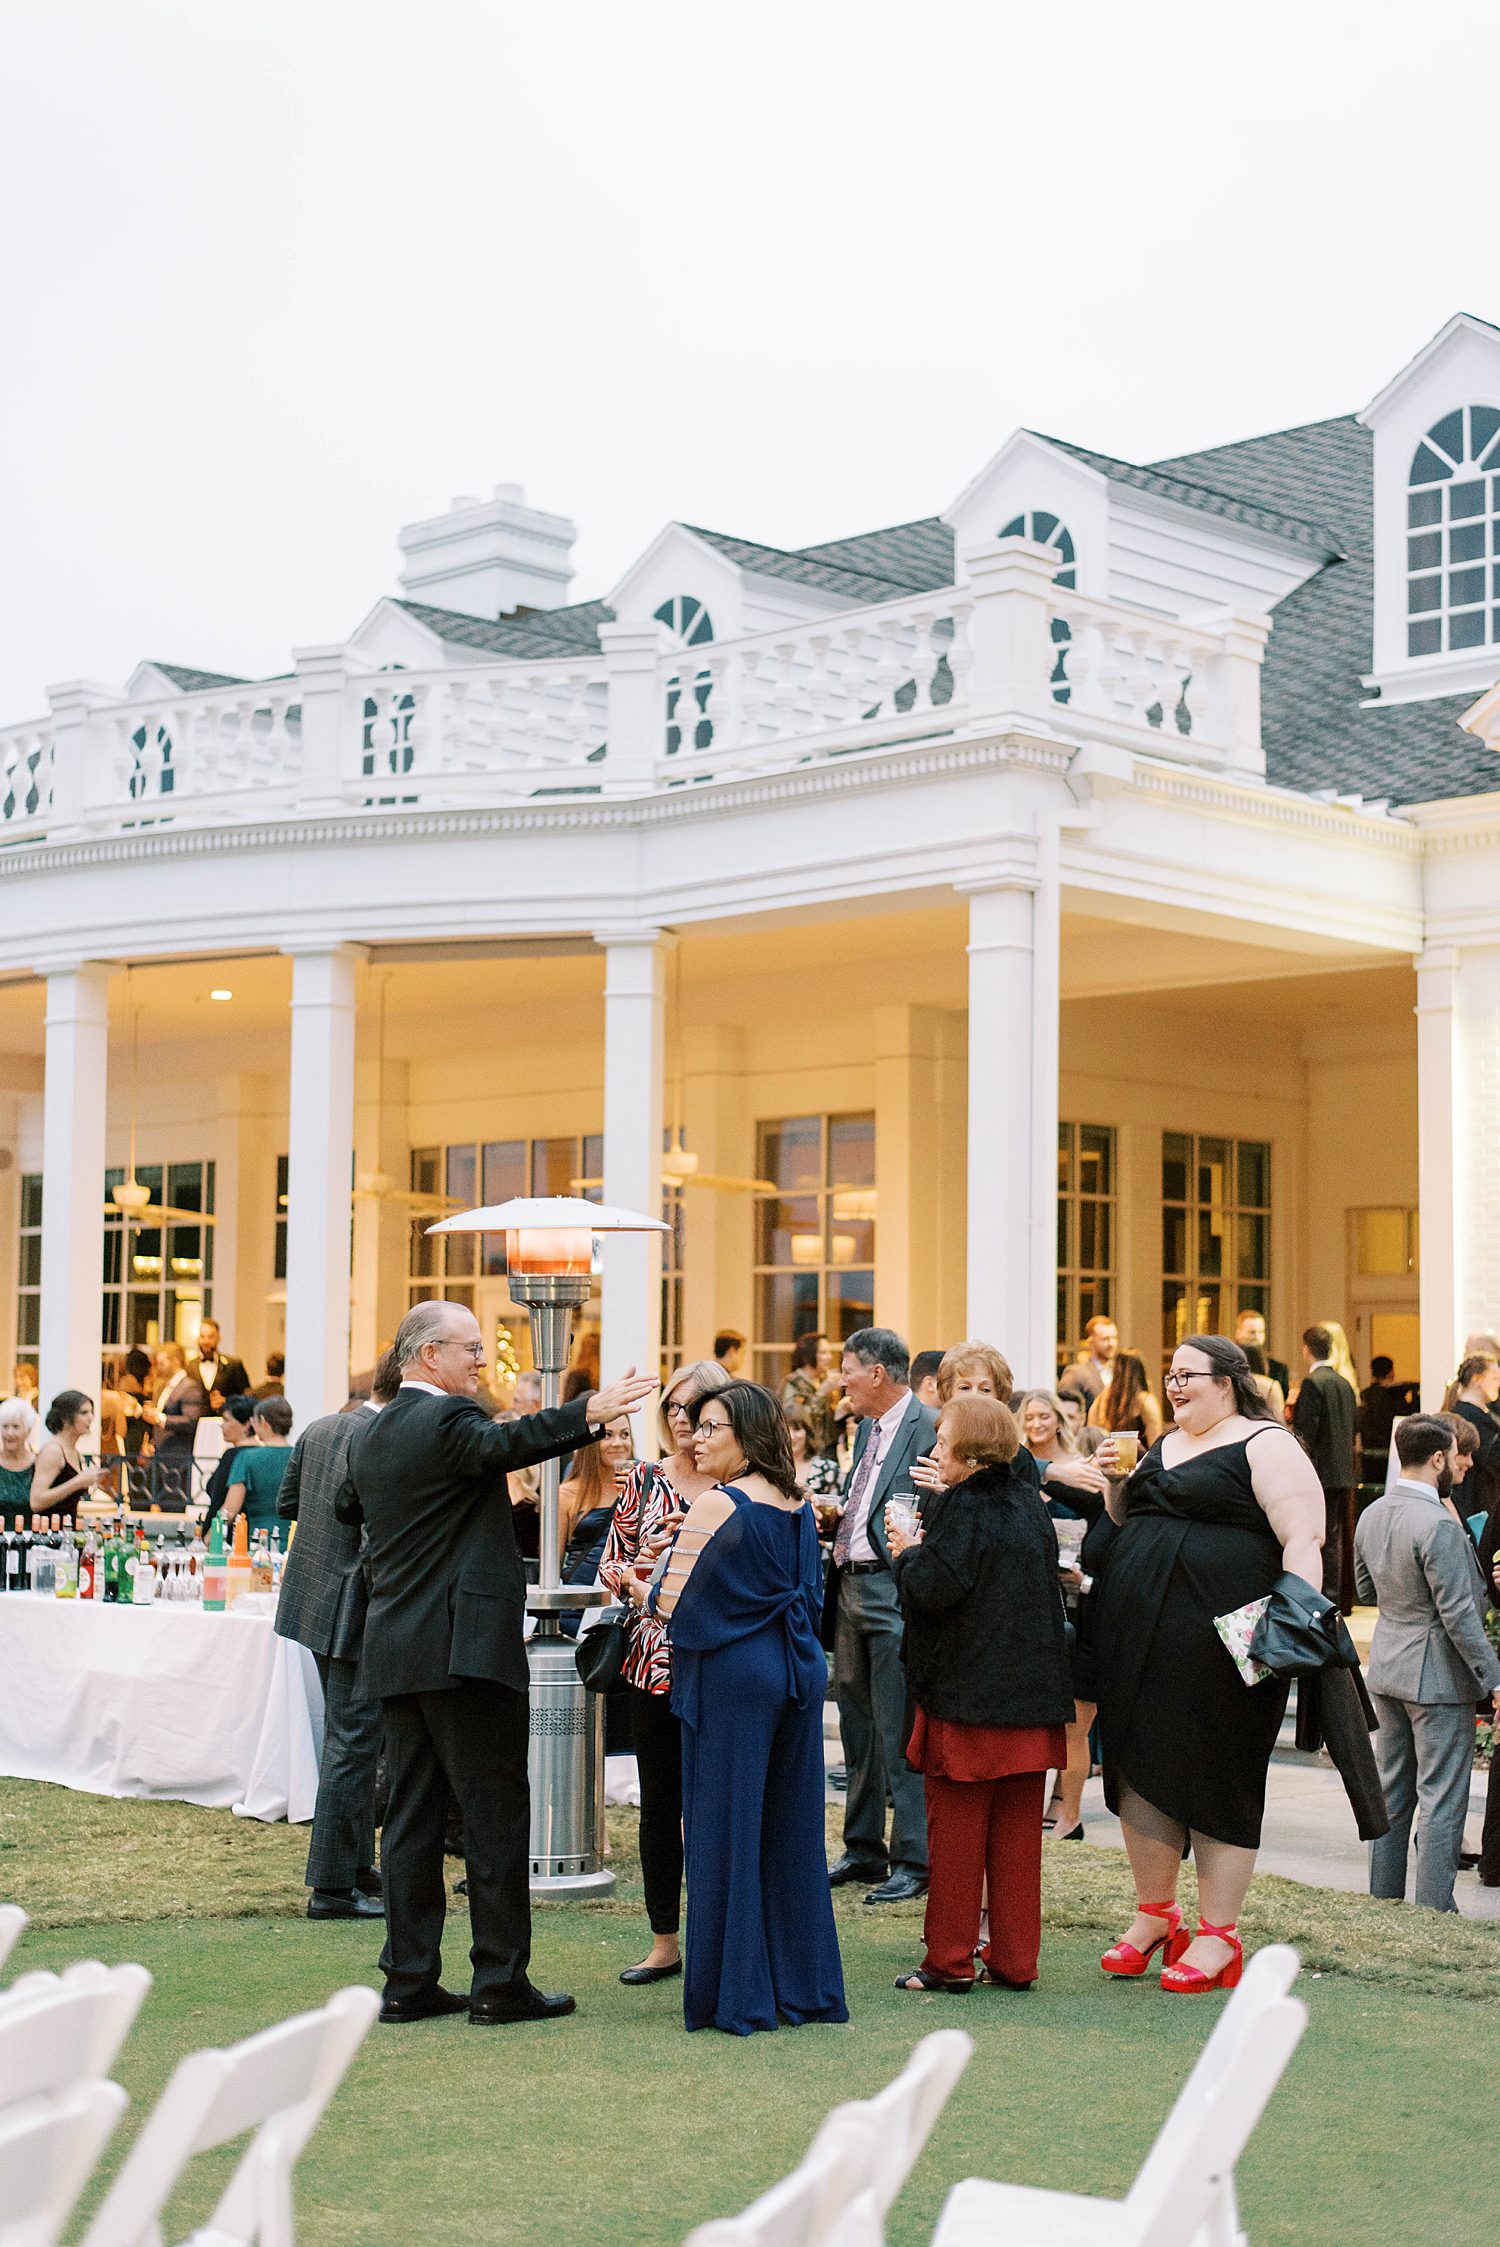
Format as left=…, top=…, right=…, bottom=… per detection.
left=444, top=1340, right=485, bottom=1360
left=1163, top=1370, right=1216, bottom=1391
left=696, top=1416, right=731, bottom=1435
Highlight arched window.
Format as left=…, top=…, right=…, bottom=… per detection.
left=1406, top=405, right=1500, bottom=657
left=1000, top=510, right=1075, bottom=703
left=653, top=595, right=714, bottom=753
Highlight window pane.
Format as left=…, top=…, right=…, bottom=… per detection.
left=20, top=1173, right=42, bottom=1227
left=758, top=1116, right=821, bottom=1194
left=580, top=1133, right=605, bottom=1199
left=1355, top=1208, right=1409, bottom=1276
left=1409, top=618, right=1442, bottom=656
left=103, top=1227, right=122, bottom=1286
left=445, top=1229, right=475, bottom=1277
left=1162, top=1205, right=1187, bottom=1276
left=446, top=1144, right=476, bottom=1206
left=1196, top=1138, right=1228, bottom=1207
left=1193, top=1284, right=1223, bottom=1335
left=1078, top=1125, right=1113, bottom=1195
left=827, top=1268, right=875, bottom=1341
left=756, top=1194, right=820, bottom=1267
left=1450, top=521, right=1485, bottom=564
left=1057, top=1195, right=1071, bottom=1269
left=756, top=1272, right=818, bottom=1349
left=481, top=1140, right=526, bottom=1205
left=1056, top=1122, right=1073, bottom=1195
left=410, top=1218, right=435, bottom=1278
left=1408, top=574, right=1442, bottom=613
left=1409, top=441, right=1452, bottom=486
left=1237, top=1212, right=1269, bottom=1281
left=1162, top=1132, right=1190, bottom=1203
left=1450, top=478, right=1485, bottom=518
left=1407, top=532, right=1441, bottom=571
left=1237, top=1141, right=1271, bottom=1209
left=1451, top=608, right=1486, bottom=649
left=1162, top=1281, right=1188, bottom=1357
left=1196, top=1208, right=1223, bottom=1278
left=167, top=1163, right=202, bottom=1213
left=1408, top=488, right=1442, bottom=526
left=444, top=1284, right=473, bottom=1313
left=1078, top=1200, right=1111, bottom=1273
left=827, top=1213, right=875, bottom=1266
left=1078, top=1278, right=1112, bottom=1329
left=18, top=1234, right=41, bottom=1289
left=531, top=1138, right=576, bottom=1196
left=827, top=1113, right=874, bottom=1188
left=411, top=1147, right=440, bottom=1197
left=1450, top=565, right=1486, bottom=605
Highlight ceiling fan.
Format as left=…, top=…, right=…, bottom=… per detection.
left=573, top=942, right=775, bottom=1198
left=351, top=970, right=464, bottom=1215
left=106, top=988, right=218, bottom=1228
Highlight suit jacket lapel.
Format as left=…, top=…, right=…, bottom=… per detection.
left=868, top=1394, right=923, bottom=1522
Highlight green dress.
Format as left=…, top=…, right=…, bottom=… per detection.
left=225, top=1447, right=292, bottom=1549
left=0, top=1462, right=34, bottom=1519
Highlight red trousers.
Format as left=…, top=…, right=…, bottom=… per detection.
left=921, top=1769, right=1046, bottom=1984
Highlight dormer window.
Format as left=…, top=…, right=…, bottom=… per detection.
left=1000, top=511, right=1076, bottom=703
left=654, top=595, right=714, bottom=754
left=1406, top=405, right=1500, bottom=656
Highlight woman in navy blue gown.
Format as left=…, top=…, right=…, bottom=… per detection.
left=652, top=1381, right=848, bottom=2037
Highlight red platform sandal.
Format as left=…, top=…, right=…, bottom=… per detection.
left=1100, top=1900, right=1189, bottom=1977
left=1160, top=1918, right=1243, bottom=1993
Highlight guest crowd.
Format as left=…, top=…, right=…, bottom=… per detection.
left=9, top=1295, right=1499, bottom=2035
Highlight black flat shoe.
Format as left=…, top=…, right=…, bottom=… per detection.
left=978, top=1966, right=1035, bottom=1989
left=865, top=1871, right=928, bottom=1903
left=619, top=1959, right=683, bottom=1985
left=471, top=1986, right=576, bottom=2024
left=378, top=1985, right=469, bottom=2024
left=307, top=1889, right=385, bottom=1920
left=828, top=1855, right=886, bottom=1888
left=895, top=1969, right=972, bottom=1993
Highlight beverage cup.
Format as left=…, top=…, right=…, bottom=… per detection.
left=1113, top=1430, right=1141, bottom=1475
left=884, top=1498, right=919, bottom=1545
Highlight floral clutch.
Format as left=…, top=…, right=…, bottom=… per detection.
left=1213, top=1594, right=1273, bottom=1686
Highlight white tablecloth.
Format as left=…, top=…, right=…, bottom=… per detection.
left=0, top=1595, right=325, bottom=1823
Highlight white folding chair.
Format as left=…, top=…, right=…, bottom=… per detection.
left=0, top=2079, right=129, bottom=2247
left=934, top=1994, right=1308, bottom=2247
left=822, top=2028, right=973, bottom=2220
left=0, top=1906, right=25, bottom=1977
left=684, top=2110, right=884, bottom=2247
left=0, top=1965, right=152, bottom=2117
left=81, top=1984, right=379, bottom=2247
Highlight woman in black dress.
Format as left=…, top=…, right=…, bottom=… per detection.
left=1091, top=1335, right=1323, bottom=1993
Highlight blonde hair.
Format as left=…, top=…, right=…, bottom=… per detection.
left=937, top=1341, right=1014, bottom=1405
left=659, top=1357, right=731, bottom=1449
left=940, top=1392, right=1020, bottom=1469
left=1018, top=1389, right=1078, bottom=1452
left=1319, top=1320, right=1360, bottom=1395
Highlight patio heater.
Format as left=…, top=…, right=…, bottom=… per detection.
left=428, top=1194, right=666, bottom=1897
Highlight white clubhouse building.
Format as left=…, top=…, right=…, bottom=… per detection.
left=5, top=313, right=1500, bottom=1428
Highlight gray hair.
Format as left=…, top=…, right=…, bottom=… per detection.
left=842, top=1327, right=910, bottom=1385
left=394, top=1298, right=469, bottom=1368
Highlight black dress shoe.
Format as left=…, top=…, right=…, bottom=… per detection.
left=378, top=1985, right=470, bottom=2024
left=470, top=1985, right=577, bottom=2024
left=865, top=1870, right=928, bottom=1903
left=828, top=1854, right=886, bottom=1888
left=619, top=1959, right=683, bottom=1985
left=307, top=1889, right=385, bottom=1920
left=1458, top=1849, right=1480, bottom=1871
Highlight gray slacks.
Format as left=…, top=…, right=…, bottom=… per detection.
left=1368, top=1691, right=1474, bottom=1913
left=834, top=1567, right=927, bottom=1876
left=306, top=1652, right=383, bottom=1892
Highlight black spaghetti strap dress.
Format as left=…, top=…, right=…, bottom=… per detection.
left=1092, top=1430, right=1288, bottom=1848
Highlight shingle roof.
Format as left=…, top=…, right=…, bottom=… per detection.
left=147, top=662, right=250, bottom=692
left=394, top=597, right=615, bottom=661
left=1033, top=434, right=1344, bottom=557
left=685, top=519, right=957, bottom=603
left=1150, top=417, right=1491, bottom=804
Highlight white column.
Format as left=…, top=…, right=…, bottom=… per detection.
left=961, top=846, right=1060, bottom=1386
left=598, top=621, right=674, bottom=796
left=283, top=946, right=361, bottom=1426
left=1417, top=940, right=1500, bottom=1406
left=597, top=930, right=668, bottom=1417
left=39, top=964, right=110, bottom=1404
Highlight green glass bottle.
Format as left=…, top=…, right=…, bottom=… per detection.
left=202, top=1515, right=227, bottom=1612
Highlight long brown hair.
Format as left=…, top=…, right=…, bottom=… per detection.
left=1443, top=1354, right=1498, bottom=1411
left=1097, top=1350, right=1153, bottom=1432
left=565, top=1418, right=634, bottom=1515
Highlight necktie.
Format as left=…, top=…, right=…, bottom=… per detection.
left=834, top=1433, right=881, bottom=1566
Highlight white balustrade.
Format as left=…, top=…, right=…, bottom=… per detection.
left=0, top=720, right=56, bottom=833
left=105, top=690, right=303, bottom=823
left=1044, top=585, right=1242, bottom=753
left=356, top=661, right=607, bottom=798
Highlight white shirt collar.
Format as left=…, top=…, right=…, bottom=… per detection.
left=399, top=1378, right=447, bottom=1398
left=1391, top=1476, right=1442, bottom=1504
left=871, top=1391, right=911, bottom=1447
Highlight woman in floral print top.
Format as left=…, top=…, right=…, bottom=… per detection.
left=598, top=1356, right=732, bottom=1984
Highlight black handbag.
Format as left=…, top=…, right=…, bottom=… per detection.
left=574, top=1598, right=633, bottom=1694
left=1248, top=1571, right=1360, bottom=1678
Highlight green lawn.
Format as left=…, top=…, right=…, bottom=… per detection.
left=3, top=1780, right=1498, bottom=2247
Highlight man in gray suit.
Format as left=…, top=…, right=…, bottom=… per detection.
left=275, top=1347, right=402, bottom=1919
left=821, top=1327, right=937, bottom=1903
left=1354, top=1413, right=1500, bottom=1912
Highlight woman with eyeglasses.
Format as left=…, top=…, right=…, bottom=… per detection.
left=599, top=1358, right=730, bottom=1988
left=651, top=1380, right=847, bottom=2036
left=1090, top=1334, right=1324, bottom=1993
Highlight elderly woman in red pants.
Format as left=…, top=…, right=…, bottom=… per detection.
left=887, top=1392, right=1074, bottom=1990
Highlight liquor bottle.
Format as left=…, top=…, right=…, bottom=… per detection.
left=17, top=1517, right=34, bottom=1593
left=78, top=1530, right=97, bottom=1601
left=55, top=1523, right=78, bottom=1597
left=225, top=1514, right=252, bottom=1608
left=101, top=1520, right=119, bottom=1603
left=32, top=1521, right=55, bottom=1598
left=132, top=1532, right=157, bottom=1603
left=1, top=1518, right=15, bottom=1593
left=249, top=1530, right=273, bottom=1596
left=202, top=1516, right=227, bottom=1611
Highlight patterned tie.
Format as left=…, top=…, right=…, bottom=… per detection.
left=833, top=1432, right=881, bottom=1567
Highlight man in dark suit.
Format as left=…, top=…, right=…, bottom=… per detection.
left=821, top=1326, right=937, bottom=1904
left=342, top=1299, right=655, bottom=2026
left=1293, top=1323, right=1360, bottom=1613
left=186, top=1318, right=251, bottom=1408
left=147, top=1343, right=209, bottom=1507
left=276, top=1348, right=402, bottom=1922
left=1234, top=1310, right=1289, bottom=1401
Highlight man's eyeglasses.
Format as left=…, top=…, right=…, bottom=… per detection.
left=445, top=1340, right=485, bottom=1360
left=1163, top=1370, right=1215, bottom=1391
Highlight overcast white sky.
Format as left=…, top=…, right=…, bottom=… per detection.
left=0, top=0, right=1488, bottom=717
